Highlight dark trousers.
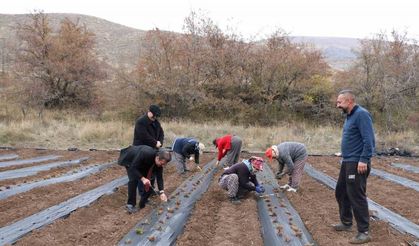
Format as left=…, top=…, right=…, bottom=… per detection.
left=335, top=162, right=370, bottom=233
left=126, top=167, right=152, bottom=207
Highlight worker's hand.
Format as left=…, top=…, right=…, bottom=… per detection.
left=215, top=160, right=220, bottom=166
left=196, top=165, right=202, bottom=171
left=189, top=156, right=194, bottom=161
left=156, top=141, right=162, bottom=148
left=160, top=193, right=168, bottom=202
left=255, top=185, right=265, bottom=194
left=141, top=177, right=150, bottom=186
left=357, top=162, right=368, bottom=174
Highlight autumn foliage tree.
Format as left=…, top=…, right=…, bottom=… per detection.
left=123, top=11, right=332, bottom=125
left=15, top=12, right=105, bottom=109
left=337, top=31, right=419, bottom=131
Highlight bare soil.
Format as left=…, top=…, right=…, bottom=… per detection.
left=176, top=168, right=264, bottom=246
left=308, top=156, right=419, bottom=224
left=0, top=149, right=417, bottom=245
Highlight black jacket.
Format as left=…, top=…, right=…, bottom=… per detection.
left=132, top=114, right=164, bottom=147
left=119, top=145, right=164, bottom=191
left=221, top=162, right=258, bottom=191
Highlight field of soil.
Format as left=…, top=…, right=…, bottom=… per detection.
left=0, top=148, right=417, bottom=245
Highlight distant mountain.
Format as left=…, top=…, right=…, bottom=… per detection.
left=0, top=13, right=147, bottom=69
left=291, top=36, right=360, bottom=70
left=0, top=13, right=359, bottom=71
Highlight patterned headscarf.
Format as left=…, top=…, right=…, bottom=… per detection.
left=249, top=156, right=265, bottom=171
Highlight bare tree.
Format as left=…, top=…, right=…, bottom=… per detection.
left=342, top=31, right=419, bottom=130
left=15, top=11, right=106, bottom=109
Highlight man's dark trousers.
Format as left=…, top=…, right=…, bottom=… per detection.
left=335, top=161, right=371, bottom=233
left=126, top=167, right=152, bottom=207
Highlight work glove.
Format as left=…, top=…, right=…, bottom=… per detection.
left=255, top=185, right=265, bottom=193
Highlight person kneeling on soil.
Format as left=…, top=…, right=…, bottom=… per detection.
left=172, top=137, right=205, bottom=174
left=265, top=142, right=308, bottom=192
left=213, top=134, right=242, bottom=167
left=118, top=145, right=171, bottom=214
left=218, top=156, right=265, bottom=204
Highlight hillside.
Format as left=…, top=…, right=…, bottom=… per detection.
left=0, top=13, right=146, bottom=69
left=0, top=13, right=359, bottom=71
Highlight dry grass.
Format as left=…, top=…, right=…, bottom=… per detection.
left=0, top=110, right=417, bottom=155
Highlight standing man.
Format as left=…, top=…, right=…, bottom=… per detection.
left=333, top=90, right=375, bottom=244
left=265, top=142, right=308, bottom=192
left=172, top=137, right=205, bottom=174
left=132, top=104, right=164, bottom=195
left=213, top=134, right=242, bottom=167
left=118, top=145, right=171, bottom=214
left=133, top=104, right=164, bottom=149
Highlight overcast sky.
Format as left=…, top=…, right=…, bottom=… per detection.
left=2, top=0, right=419, bottom=40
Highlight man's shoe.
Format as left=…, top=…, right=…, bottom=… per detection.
left=333, top=223, right=352, bottom=231
left=125, top=204, right=138, bottom=214
left=349, top=232, right=371, bottom=244
left=229, top=196, right=241, bottom=205
left=280, top=184, right=290, bottom=190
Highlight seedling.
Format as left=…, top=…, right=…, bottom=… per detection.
left=148, top=236, right=156, bottom=241
left=135, top=228, right=143, bottom=235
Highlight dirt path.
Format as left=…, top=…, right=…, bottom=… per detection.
left=1, top=149, right=417, bottom=245
left=176, top=168, right=264, bottom=246
left=283, top=174, right=415, bottom=245
left=0, top=165, right=124, bottom=227
left=0, top=149, right=117, bottom=187
left=309, top=156, right=419, bottom=224
left=15, top=155, right=214, bottom=245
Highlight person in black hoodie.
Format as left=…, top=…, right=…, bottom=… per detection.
left=118, top=145, right=171, bottom=214
left=133, top=105, right=164, bottom=148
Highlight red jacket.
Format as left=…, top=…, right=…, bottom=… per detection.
left=216, top=135, right=232, bottom=161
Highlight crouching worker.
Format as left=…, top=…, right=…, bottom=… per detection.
left=218, top=156, right=265, bottom=204
left=172, top=137, right=205, bottom=174
left=118, top=145, right=171, bottom=214
left=265, top=142, right=308, bottom=192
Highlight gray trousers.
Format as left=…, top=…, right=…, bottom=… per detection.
left=173, top=152, right=187, bottom=173
left=219, top=136, right=242, bottom=167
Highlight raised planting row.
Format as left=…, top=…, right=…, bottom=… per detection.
left=308, top=156, right=419, bottom=224
left=0, top=155, right=61, bottom=168
left=0, top=161, right=115, bottom=200
left=0, top=154, right=19, bottom=161
left=370, top=168, right=419, bottom=192
left=0, top=157, right=89, bottom=181
left=304, top=164, right=419, bottom=240
left=0, top=176, right=128, bottom=245
left=256, top=164, right=315, bottom=245
left=118, top=160, right=217, bottom=245
left=391, top=163, right=419, bottom=174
